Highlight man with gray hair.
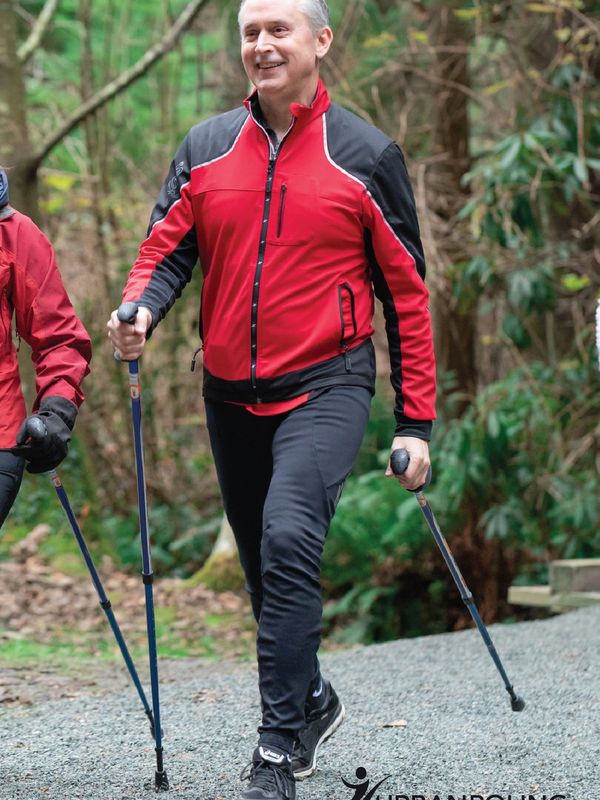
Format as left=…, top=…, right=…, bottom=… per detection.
left=108, top=1, right=436, bottom=797
left=239, top=0, right=331, bottom=32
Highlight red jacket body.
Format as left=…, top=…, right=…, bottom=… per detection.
left=0, top=208, right=92, bottom=447
left=124, top=81, right=436, bottom=438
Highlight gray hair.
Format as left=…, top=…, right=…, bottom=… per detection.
left=239, top=0, right=330, bottom=35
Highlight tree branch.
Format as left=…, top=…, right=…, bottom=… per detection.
left=33, top=0, right=208, bottom=168
left=17, top=0, right=59, bottom=65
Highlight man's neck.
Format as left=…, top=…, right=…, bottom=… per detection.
left=258, top=99, right=293, bottom=142
left=257, top=78, right=319, bottom=142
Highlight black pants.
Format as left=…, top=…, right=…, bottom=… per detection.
left=205, top=386, right=371, bottom=748
left=0, top=451, right=25, bottom=530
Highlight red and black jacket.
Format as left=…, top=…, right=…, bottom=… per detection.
left=124, top=81, right=436, bottom=438
left=0, top=203, right=92, bottom=448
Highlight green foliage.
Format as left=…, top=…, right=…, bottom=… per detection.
left=461, top=111, right=597, bottom=247
left=437, top=358, right=600, bottom=558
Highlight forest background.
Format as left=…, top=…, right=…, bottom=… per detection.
left=1, top=0, right=599, bottom=661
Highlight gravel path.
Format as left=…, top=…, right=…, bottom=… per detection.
left=1, top=606, right=598, bottom=800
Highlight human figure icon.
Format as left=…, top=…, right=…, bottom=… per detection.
left=342, top=766, right=390, bottom=800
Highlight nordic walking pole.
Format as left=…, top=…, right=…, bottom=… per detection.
left=391, top=448, right=525, bottom=712
left=20, top=417, right=159, bottom=739
left=117, top=301, right=169, bottom=791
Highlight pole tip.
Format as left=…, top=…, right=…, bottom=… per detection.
left=511, top=695, right=525, bottom=712
left=155, top=770, right=169, bottom=791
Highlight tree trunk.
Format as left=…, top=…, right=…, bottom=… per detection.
left=192, top=515, right=244, bottom=591
left=0, top=0, right=39, bottom=219
left=426, top=2, right=477, bottom=411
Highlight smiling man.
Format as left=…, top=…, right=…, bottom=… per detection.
left=107, top=1, right=436, bottom=798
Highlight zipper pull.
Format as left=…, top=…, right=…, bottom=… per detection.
left=277, top=184, right=287, bottom=238
left=343, top=345, right=352, bottom=372
left=191, top=346, right=203, bottom=372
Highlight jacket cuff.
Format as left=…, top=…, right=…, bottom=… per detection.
left=138, top=303, right=158, bottom=340
left=394, top=414, right=432, bottom=442
left=39, top=396, right=78, bottom=430
left=133, top=302, right=159, bottom=340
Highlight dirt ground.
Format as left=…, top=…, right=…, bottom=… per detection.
left=0, top=526, right=256, bottom=707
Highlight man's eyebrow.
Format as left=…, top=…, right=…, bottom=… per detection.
left=242, top=19, right=291, bottom=31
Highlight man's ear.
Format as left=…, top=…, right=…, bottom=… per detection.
left=315, top=26, right=333, bottom=61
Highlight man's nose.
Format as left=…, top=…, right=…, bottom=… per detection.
left=255, top=29, right=275, bottom=51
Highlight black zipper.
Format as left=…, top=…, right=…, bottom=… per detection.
left=249, top=119, right=294, bottom=400
left=338, top=282, right=357, bottom=373
left=250, top=154, right=276, bottom=399
left=191, top=282, right=206, bottom=372
left=277, top=184, right=287, bottom=238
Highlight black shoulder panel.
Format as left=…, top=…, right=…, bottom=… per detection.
left=148, top=107, right=249, bottom=231
left=187, top=107, right=249, bottom=167
left=324, top=103, right=393, bottom=187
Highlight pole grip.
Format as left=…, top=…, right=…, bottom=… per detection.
left=390, top=448, right=432, bottom=492
left=25, top=416, right=47, bottom=442
left=117, top=301, right=139, bottom=325
left=114, top=302, right=142, bottom=363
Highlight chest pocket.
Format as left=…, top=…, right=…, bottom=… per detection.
left=267, top=174, right=320, bottom=247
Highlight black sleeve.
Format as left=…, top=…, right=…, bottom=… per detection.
left=123, top=132, right=198, bottom=335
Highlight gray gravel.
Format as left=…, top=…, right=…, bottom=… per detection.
left=1, top=606, right=599, bottom=800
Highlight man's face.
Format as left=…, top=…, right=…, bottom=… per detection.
left=239, top=0, right=332, bottom=103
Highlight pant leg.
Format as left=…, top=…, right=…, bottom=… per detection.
left=205, top=400, right=323, bottom=740
left=257, top=386, right=371, bottom=738
left=0, top=452, right=25, bottom=530
left=205, top=401, right=278, bottom=622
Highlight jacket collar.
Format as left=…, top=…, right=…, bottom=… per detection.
left=244, top=79, right=330, bottom=126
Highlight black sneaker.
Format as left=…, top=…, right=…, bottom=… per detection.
left=240, top=745, right=296, bottom=800
left=292, top=685, right=345, bottom=779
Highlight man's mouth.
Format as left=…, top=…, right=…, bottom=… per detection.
left=257, top=62, right=285, bottom=70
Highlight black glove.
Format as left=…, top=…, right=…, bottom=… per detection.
left=11, top=396, right=77, bottom=474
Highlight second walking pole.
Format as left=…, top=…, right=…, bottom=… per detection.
left=18, top=417, right=157, bottom=740
left=117, top=301, right=169, bottom=791
left=391, top=448, right=525, bottom=713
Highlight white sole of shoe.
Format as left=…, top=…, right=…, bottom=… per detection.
left=293, top=703, right=346, bottom=780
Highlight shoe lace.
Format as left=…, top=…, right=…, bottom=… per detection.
left=240, top=760, right=292, bottom=796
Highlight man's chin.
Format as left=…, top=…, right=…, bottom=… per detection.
left=254, top=78, right=287, bottom=95
left=253, top=67, right=288, bottom=83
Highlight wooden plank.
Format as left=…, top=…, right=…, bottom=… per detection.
left=508, top=584, right=600, bottom=610
left=550, top=559, right=600, bottom=593
left=508, top=585, right=552, bottom=607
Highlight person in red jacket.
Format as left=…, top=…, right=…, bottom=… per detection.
left=0, top=168, right=92, bottom=528
left=108, top=1, right=435, bottom=798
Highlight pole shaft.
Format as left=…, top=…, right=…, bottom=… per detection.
left=127, top=361, right=164, bottom=755
left=50, top=471, right=154, bottom=717
left=416, top=491, right=517, bottom=697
